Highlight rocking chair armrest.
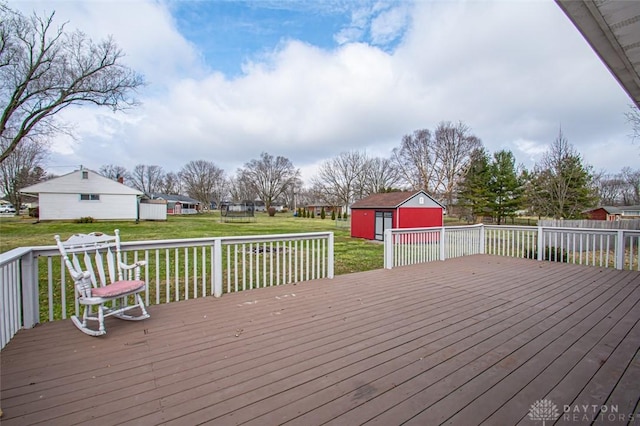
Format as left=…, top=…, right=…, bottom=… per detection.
left=120, top=260, right=147, bottom=270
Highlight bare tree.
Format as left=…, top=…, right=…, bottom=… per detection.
left=179, top=160, right=227, bottom=209
left=99, top=164, right=130, bottom=182
left=130, top=164, right=164, bottom=194
left=392, top=123, right=482, bottom=205
left=593, top=171, right=625, bottom=205
left=0, top=137, right=48, bottom=212
left=392, top=129, right=437, bottom=193
left=281, top=175, right=303, bottom=210
left=433, top=121, right=482, bottom=207
left=160, top=171, right=182, bottom=195
left=0, top=5, right=144, bottom=163
left=625, top=104, right=640, bottom=145
left=311, top=150, right=369, bottom=210
left=362, top=156, right=402, bottom=194
left=228, top=173, right=257, bottom=202
left=239, top=152, right=298, bottom=209
left=621, top=167, right=640, bottom=205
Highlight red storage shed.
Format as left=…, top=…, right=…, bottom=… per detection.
left=350, top=190, right=444, bottom=241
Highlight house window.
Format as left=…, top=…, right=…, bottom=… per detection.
left=82, top=171, right=88, bottom=179
left=80, top=194, right=100, bottom=201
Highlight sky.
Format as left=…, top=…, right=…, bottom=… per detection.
left=9, top=0, right=639, bottom=184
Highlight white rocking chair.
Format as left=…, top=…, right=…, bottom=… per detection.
left=55, top=229, right=150, bottom=336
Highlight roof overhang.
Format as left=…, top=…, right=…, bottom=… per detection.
left=555, top=0, right=640, bottom=108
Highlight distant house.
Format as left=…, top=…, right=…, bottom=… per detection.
left=583, top=205, right=640, bottom=221
left=620, top=205, right=640, bottom=219
left=350, top=190, right=444, bottom=241
left=583, top=206, right=621, bottom=221
left=149, top=193, right=201, bottom=214
left=20, top=168, right=142, bottom=221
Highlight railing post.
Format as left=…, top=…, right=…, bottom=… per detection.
left=615, top=230, right=625, bottom=270
left=21, top=251, right=39, bottom=328
left=537, top=226, right=544, bottom=261
left=384, top=229, right=393, bottom=269
left=440, top=227, right=446, bottom=261
left=213, top=238, right=223, bottom=297
left=479, top=225, right=485, bottom=254
left=327, top=232, right=334, bottom=278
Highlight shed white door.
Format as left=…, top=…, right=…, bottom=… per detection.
left=375, top=211, right=393, bottom=241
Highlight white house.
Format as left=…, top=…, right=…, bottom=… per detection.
left=20, top=169, right=143, bottom=221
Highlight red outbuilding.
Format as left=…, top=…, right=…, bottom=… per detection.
left=350, top=190, right=444, bottom=241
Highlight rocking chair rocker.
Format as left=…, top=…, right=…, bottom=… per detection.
left=55, top=229, right=150, bottom=336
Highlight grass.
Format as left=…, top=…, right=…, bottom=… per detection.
left=2, top=212, right=387, bottom=322
left=0, top=212, right=384, bottom=275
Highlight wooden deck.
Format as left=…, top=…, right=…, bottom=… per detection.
left=2, top=255, right=640, bottom=425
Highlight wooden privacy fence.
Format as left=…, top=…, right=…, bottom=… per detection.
left=0, top=232, right=334, bottom=349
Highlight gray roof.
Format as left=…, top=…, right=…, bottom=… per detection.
left=150, top=193, right=200, bottom=204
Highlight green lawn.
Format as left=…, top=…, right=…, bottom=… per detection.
left=0, top=212, right=384, bottom=275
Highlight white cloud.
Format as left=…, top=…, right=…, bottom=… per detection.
left=11, top=0, right=204, bottom=88
left=9, top=0, right=637, bottom=183
left=369, top=5, right=409, bottom=45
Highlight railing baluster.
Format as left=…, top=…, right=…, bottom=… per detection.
left=47, top=257, right=54, bottom=321
left=174, top=248, right=179, bottom=301
left=165, top=249, right=170, bottom=303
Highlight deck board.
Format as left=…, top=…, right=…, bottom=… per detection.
left=1, top=255, right=639, bottom=425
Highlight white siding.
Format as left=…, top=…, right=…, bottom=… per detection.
left=39, top=193, right=138, bottom=220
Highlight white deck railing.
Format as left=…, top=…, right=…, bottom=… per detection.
left=385, top=224, right=640, bottom=271
left=0, top=232, right=334, bottom=349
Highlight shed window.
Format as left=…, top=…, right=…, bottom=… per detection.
left=82, top=171, right=88, bottom=179
left=80, top=194, right=100, bottom=201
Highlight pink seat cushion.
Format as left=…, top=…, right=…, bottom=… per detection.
left=92, top=280, right=145, bottom=298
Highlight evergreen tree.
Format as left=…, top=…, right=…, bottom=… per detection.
left=458, top=148, right=491, bottom=222
left=488, top=150, right=522, bottom=224
left=331, top=210, right=336, bottom=220
left=320, top=206, right=326, bottom=219
left=527, top=130, right=596, bottom=219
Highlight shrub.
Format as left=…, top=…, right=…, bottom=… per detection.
left=526, top=246, right=568, bottom=262
left=29, top=207, right=39, bottom=218
left=338, top=211, right=342, bottom=219
left=320, top=207, right=326, bottom=219
left=331, top=210, right=336, bottom=220
left=267, top=207, right=276, bottom=217
left=343, top=211, right=348, bottom=220
left=75, top=216, right=96, bottom=223
left=311, top=211, right=315, bottom=219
